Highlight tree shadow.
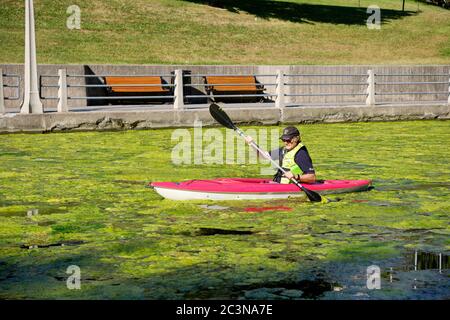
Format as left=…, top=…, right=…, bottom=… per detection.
left=182, top=0, right=417, bottom=25
left=1, top=239, right=447, bottom=299
left=0, top=249, right=339, bottom=300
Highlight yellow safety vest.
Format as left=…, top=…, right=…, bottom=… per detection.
left=280, top=143, right=304, bottom=184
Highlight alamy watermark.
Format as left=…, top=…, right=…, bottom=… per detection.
left=171, top=120, right=281, bottom=175
left=66, top=265, right=81, bottom=290
left=366, top=5, right=381, bottom=29
left=366, top=265, right=381, bottom=289
left=66, top=5, right=81, bottom=30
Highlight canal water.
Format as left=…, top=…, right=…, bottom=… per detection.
left=0, top=120, right=448, bottom=299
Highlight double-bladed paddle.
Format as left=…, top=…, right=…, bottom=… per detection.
left=209, top=103, right=324, bottom=203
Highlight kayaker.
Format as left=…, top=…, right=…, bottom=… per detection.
left=245, top=126, right=316, bottom=184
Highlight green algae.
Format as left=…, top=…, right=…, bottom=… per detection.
left=0, top=120, right=449, bottom=299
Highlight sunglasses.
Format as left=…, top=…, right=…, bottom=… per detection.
left=282, top=138, right=294, bottom=143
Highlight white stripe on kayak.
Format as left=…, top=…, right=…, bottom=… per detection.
left=153, top=185, right=369, bottom=201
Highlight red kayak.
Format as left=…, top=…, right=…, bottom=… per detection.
left=149, top=178, right=372, bottom=200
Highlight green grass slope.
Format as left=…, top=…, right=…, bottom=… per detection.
left=0, top=0, right=449, bottom=64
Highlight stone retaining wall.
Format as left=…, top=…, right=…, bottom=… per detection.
left=1, top=104, right=448, bottom=133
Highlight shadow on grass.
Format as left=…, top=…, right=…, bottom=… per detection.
left=182, top=0, right=417, bottom=25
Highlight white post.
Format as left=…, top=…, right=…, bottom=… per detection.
left=0, top=69, right=5, bottom=114
left=447, top=71, right=450, bottom=105
left=21, top=0, right=43, bottom=114
left=414, top=250, right=418, bottom=271
left=57, top=69, right=68, bottom=112
left=366, top=69, right=375, bottom=106
left=173, top=69, right=184, bottom=109
left=275, top=70, right=285, bottom=109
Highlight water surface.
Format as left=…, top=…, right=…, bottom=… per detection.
left=0, top=120, right=448, bottom=299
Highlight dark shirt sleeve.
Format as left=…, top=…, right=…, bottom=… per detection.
left=295, top=146, right=315, bottom=174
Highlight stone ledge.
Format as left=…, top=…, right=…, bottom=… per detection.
left=0, top=104, right=448, bottom=133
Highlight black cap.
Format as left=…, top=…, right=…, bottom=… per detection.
left=280, top=126, right=300, bottom=140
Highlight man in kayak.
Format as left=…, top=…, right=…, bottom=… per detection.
left=246, top=126, right=316, bottom=184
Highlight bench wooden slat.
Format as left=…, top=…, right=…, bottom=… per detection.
left=205, top=76, right=262, bottom=93
left=104, top=76, right=169, bottom=93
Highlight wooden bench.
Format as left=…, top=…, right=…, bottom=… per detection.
left=104, top=76, right=170, bottom=94
left=204, top=76, right=265, bottom=102
left=103, top=76, right=171, bottom=104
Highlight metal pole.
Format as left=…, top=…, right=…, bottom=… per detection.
left=275, top=70, right=285, bottom=109
left=366, top=69, right=375, bottom=106
left=21, top=0, right=43, bottom=114
left=173, top=69, right=184, bottom=109
left=57, top=69, right=68, bottom=112
left=0, top=69, right=5, bottom=114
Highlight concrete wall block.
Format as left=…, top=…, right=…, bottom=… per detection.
left=285, top=65, right=369, bottom=106
left=372, top=65, right=450, bottom=104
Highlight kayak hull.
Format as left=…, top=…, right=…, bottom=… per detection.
left=149, top=178, right=372, bottom=201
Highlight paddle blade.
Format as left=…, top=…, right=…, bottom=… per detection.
left=209, top=103, right=236, bottom=130
left=300, top=185, right=323, bottom=203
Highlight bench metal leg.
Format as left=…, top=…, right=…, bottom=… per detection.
left=208, top=91, right=215, bottom=104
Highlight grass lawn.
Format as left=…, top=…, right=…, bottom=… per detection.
left=0, top=0, right=449, bottom=65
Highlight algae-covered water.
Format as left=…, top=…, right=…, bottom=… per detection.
left=0, top=120, right=449, bottom=299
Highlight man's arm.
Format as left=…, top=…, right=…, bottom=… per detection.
left=297, top=172, right=316, bottom=184
left=292, top=147, right=316, bottom=183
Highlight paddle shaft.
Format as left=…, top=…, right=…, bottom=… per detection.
left=234, top=128, right=309, bottom=191
left=208, top=103, right=323, bottom=202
